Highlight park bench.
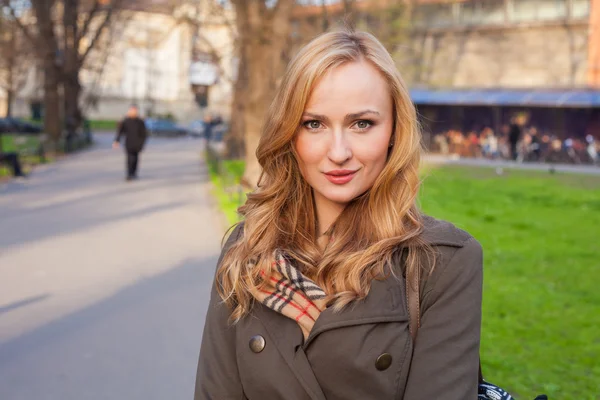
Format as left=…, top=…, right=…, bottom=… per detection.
left=0, top=131, right=47, bottom=177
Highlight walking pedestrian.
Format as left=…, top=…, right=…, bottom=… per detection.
left=195, top=30, right=483, bottom=399
left=113, top=105, right=147, bottom=181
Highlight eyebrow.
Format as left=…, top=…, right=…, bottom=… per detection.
left=302, top=110, right=381, bottom=122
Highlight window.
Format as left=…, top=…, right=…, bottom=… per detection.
left=413, top=4, right=457, bottom=28
left=571, top=0, right=591, bottom=18
left=460, top=0, right=505, bottom=25
left=511, top=0, right=567, bottom=23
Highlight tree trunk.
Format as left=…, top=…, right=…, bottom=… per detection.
left=43, top=61, right=62, bottom=146
left=233, top=0, right=295, bottom=188
left=225, top=49, right=247, bottom=159
left=63, top=0, right=81, bottom=131
left=6, top=89, right=13, bottom=117
left=2, top=20, right=17, bottom=118
left=32, top=0, right=62, bottom=145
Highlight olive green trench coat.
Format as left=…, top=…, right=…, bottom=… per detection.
left=195, top=216, right=483, bottom=400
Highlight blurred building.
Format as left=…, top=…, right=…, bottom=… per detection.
left=81, top=0, right=235, bottom=122
left=294, top=0, right=600, bottom=141
left=7, top=0, right=235, bottom=123
left=407, top=0, right=600, bottom=142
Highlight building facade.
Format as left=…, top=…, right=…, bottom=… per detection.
left=81, top=2, right=235, bottom=122
left=294, top=0, right=597, bottom=89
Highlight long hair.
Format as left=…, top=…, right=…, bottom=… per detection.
left=218, top=30, right=433, bottom=322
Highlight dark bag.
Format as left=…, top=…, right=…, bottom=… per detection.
left=405, top=267, right=548, bottom=400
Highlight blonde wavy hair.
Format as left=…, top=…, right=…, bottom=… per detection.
left=218, top=30, right=433, bottom=322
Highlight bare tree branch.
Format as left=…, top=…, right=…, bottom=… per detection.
left=77, top=0, right=101, bottom=44
left=79, top=0, right=122, bottom=66
left=321, top=0, right=329, bottom=31
left=1, top=0, right=37, bottom=48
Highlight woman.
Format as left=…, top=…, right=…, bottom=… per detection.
left=195, top=30, right=483, bottom=400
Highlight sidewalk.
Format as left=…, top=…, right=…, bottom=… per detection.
left=0, top=134, right=224, bottom=399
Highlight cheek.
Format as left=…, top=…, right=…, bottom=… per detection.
left=294, top=133, right=322, bottom=170
left=356, top=132, right=392, bottom=170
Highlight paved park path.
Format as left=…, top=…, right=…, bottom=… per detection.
left=0, top=133, right=224, bottom=400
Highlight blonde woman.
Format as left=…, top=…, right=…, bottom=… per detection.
left=195, top=30, right=483, bottom=400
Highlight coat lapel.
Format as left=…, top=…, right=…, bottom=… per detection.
left=303, top=276, right=408, bottom=349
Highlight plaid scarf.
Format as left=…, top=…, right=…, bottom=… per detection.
left=250, top=251, right=327, bottom=339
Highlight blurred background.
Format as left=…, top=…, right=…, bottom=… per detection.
left=0, top=0, right=598, bottom=399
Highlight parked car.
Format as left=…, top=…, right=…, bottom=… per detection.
left=145, top=118, right=187, bottom=137
left=187, top=120, right=207, bottom=138
left=0, top=118, right=43, bottom=134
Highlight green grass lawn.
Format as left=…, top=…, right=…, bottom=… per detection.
left=209, top=160, right=600, bottom=398
left=89, top=119, right=119, bottom=130
left=206, top=154, right=245, bottom=224
left=420, top=166, right=600, bottom=399
left=21, top=118, right=119, bottom=131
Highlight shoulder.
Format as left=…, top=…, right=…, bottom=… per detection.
left=419, top=214, right=483, bottom=295
left=222, top=222, right=245, bottom=250
left=420, top=214, right=475, bottom=249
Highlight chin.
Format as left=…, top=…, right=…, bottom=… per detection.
left=321, top=187, right=361, bottom=205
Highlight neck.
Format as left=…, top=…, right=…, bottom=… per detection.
left=314, top=192, right=346, bottom=238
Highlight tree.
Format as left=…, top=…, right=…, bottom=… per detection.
left=0, top=14, right=32, bottom=117
left=176, top=0, right=245, bottom=157
left=231, top=0, right=296, bottom=188
left=62, top=0, right=123, bottom=132
left=2, top=0, right=122, bottom=146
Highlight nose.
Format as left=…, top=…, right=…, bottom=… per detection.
left=327, top=131, right=352, bottom=165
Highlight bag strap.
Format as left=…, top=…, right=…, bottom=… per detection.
left=406, top=268, right=484, bottom=384
left=406, top=267, right=421, bottom=342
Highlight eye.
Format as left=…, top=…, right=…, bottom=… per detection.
left=303, top=120, right=323, bottom=130
left=353, top=120, right=373, bottom=131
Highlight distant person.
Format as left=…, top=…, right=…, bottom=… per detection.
left=113, top=105, right=148, bottom=181
left=563, top=137, right=580, bottom=164
left=210, top=114, right=227, bottom=142
left=529, top=127, right=541, bottom=161
left=481, top=127, right=498, bottom=159
left=433, top=133, right=449, bottom=154
left=0, top=151, right=26, bottom=179
left=0, top=127, right=26, bottom=179
left=202, top=114, right=213, bottom=141
left=586, top=134, right=598, bottom=165
left=508, top=117, right=522, bottom=161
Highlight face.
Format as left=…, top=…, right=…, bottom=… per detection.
left=127, top=106, right=139, bottom=118
left=294, top=60, right=394, bottom=213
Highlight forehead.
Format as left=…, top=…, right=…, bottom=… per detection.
left=305, top=60, right=391, bottom=113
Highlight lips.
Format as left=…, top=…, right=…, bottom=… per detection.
left=324, top=169, right=358, bottom=185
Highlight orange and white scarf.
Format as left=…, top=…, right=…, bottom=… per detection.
left=250, top=251, right=327, bottom=339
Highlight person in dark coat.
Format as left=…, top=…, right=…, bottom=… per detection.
left=113, top=105, right=147, bottom=181
left=195, top=30, right=483, bottom=400
left=0, top=127, right=26, bottom=179
left=508, top=116, right=522, bottom=161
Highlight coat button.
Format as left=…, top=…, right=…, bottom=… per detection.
left=249, top=335, right=266, bottom=353
left=375, top=353, right=392, bottom=370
